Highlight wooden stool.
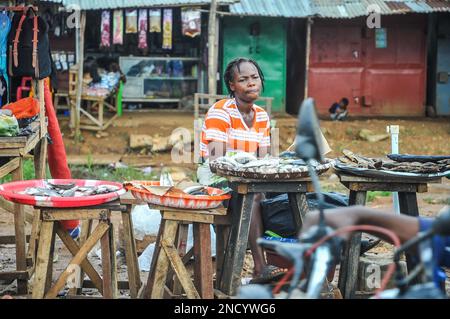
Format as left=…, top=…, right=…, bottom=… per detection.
left=143, top=205, right=227, bottom=299
left=32, top=204, right=120, bottom=299
left=336, top=174, right=443, bottom=299
left=53, top=92, right=70, bottom=111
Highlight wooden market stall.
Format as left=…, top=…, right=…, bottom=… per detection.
left=0, top=5, right=48, bottom=294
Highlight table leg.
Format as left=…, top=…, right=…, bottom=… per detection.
left=193, top=223, right=214, bottom=299
left=33, top=137, right=48, bottom=180
left=32, top=221, right=55, bottom=298
left=218, top=193, right=255, bottom=296
left=12, top=160, right=27, bottom=294
left=171, top=223, right=189, bottom=295
left=288, top=192, right=309, bottom=233
left=121, top=206, right=141, bottom=298
left=338, top=190, right=367, bottom=299
left=398, top=192, right=420, bottom=278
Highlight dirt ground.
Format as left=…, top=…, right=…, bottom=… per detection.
left=0, top=111, right=449, bottom=298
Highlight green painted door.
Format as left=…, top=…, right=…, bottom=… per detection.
left=222, top=17, right=287, bottom=112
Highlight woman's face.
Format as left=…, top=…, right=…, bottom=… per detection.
left=229, top=62, right=261, bottom=103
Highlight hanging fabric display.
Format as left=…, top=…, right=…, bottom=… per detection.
left=138, top=9, right=148, bottom=49
left=181, top=7, right=201, bottom=38
left=162, top=9, right=172, bottom=50
left=125, top=9, right=137, bottom=34
left=100, top=11, right=111, bottom=47
left=113, top=10, right=123, bottom=45
left=149, top=9, right=161, bottom=33
left=0, top=12, right=11, bottom=105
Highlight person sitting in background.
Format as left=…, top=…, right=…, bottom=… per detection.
left=329, top=97, right=349, bottom=121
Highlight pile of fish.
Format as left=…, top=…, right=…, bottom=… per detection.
left=19, top=181, right=120, bottom=197
left=337, top=149, right=450, bottom=174
left=210, top=151, right=331, bottom=177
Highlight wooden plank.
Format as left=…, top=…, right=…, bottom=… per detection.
left=100, top=223, right=114, bottom=299
left=41, top=209, right=109, bottom=221
left=347, top=182, right=426, bottom=193
left=193, top=223, right=214, bottom=299
left=226, top=176, right=312, bottom=183
left=32, top=221, right=55, bottom=298
left=338, top=190, right=366, bottom=299
left=68, top=219, right=93, bottom=296
left=161, top=239, right=200, bottom=299
left=288, top=192, right=309, bottom=233
left=398, top=192, right=421, bottom=281
left=80, top=107, right=102, bottom=127
left=0, top=234, right=31, bottom=245
left=0, top=270, right=29, bottom=281
left=38, top=80, right=45, bottom=139
left=44, top=222, right=109, bottom=298
left=121, top=207, right=142, bottom=298
left=218, top=193, right=254, bottom=296
left=26, top=210, right=41, bottom=270
left=12, top=160, right=27, bottom=295
left=55, top=223, right=103, bottom=294
left=162, top=211, right=214, bottom=224
left=0, top=149, right=21, bottom=156
left=171, top=224, right=189, bottom=295
left=246, top=182, right=310, bottom=193
left=0, top=157, right=20, bottom=178
left=33, top=137, right=48, bottom=179
left=149, top=205, right=226, bottom=216
left=147, top=220, right=178, bottom=299
left=22, top=130, right=40, bottom=155
left=339, top=174, right=442, bottom=184
left=166, top=247, right=194, bottom=286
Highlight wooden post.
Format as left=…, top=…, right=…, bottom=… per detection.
left=304, top=17, right=312, bottom=99
left=208, top=0, right=218, bottom=103
left=74, top=11, right=86, bottom=140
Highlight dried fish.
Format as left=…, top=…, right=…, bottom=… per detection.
left=47, top=182, right=76, bottom=190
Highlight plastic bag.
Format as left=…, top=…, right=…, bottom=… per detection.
left=0, top=114, right=19, bottom=136
left=131, top=204, right=161, bottom=240
left=138, top=242, right=155, bottom=272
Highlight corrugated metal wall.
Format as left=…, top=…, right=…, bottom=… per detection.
left=308, top=14, right=428, bottom=116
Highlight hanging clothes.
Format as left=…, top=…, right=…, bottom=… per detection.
left=125, top=9, right=137, bottom=34
left=0, top=12, right=11, bottom=105
left=149, top=9, right=161, bottom=33
left=113, top=10, right=123, bottom=45
left=100, top=10, right=111, bottom=47
left=138, top=9, right=148, bottom=49
left=162, top=9, right=172, bottom=50
left=181, top=8, right=201, bottom=38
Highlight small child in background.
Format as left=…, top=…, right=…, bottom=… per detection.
left=329, top=97, right=349, bottom=121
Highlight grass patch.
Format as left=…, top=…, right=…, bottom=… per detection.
left=69, top=165, right=159, bottom=182
left=0, top=159, right=158, bottom=184
left=0, top=159, right=51, bottom=183
left=367, top=191, right=391, bottom=203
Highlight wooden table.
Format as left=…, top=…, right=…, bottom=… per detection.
left=0, top=121, right=47, bottom=294
left=336, top=173, right=443, bottom=299
left=215, top=176, right=313, bottom=296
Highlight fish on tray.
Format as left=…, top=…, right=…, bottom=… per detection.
left=19, top=182, right=120, bottom=197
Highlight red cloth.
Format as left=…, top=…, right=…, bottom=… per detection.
left=44, top=81, right=79, bottom=230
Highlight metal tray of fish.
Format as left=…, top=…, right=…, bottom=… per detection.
left=333, top=163, right=450, bottom=181
left=0, top=179, right=126, bottom=207
left=210, top=160, right=332, bottom=180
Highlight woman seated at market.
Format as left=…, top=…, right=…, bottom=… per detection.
left=199, top=57, right=285, bottom=282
